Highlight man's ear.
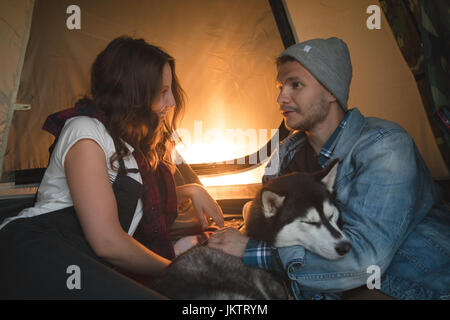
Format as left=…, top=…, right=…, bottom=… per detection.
left=321, top=159, right=339, bottom=193
left=261, top=190, right=286, bottom=218
left=324, top=89, right=337, bottom=104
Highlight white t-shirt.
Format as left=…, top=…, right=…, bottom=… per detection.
left=0, top=116, right=144, bottom=234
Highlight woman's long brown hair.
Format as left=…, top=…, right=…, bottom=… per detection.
left=85, top=36, right=185, bottom=173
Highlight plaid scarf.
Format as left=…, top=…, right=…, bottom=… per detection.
left=42, top=101, right=178, bottom=264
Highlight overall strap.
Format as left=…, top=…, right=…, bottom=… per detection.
left=113, top=139, right=139, bottom=175
left=117, top=155, right=139, bottom=174
left=111, top=141, right=144, bottom=234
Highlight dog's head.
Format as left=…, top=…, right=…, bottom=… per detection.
left=248, top=159, right=351, bottom=260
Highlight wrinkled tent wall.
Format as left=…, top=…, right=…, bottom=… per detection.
left=283, top=0, right=448, bottom=177
left=1, top=0, right=449, bottom=182
left=379, top=0, right=450, bottom=169
left=419, top=0, right=450, bottom=151
left=2, top=0, right=284, bottom=181
left=0, top=0, right=34, bottom=178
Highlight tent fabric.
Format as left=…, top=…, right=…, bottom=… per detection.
left=419, top=0, right=450, bottom=149
left=1, top=0, right=448, bottom=182
left=0, top=0, right=35, bottom=178
left=283, top=0, right=449, bottom=177
left=380, top=0, right=450, bottom=167
left=2, top=0, right=284, bottom=178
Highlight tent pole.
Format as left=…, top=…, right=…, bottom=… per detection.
left=268, top=0, right=297, bottom=48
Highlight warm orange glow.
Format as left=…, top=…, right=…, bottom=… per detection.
left=175, top=141, right=242, bottom=164
left=173, top=120, right=279, bottom=186
left=175, top=142, right=268, bottom=187
left=199, top=165, right=266, bottom=187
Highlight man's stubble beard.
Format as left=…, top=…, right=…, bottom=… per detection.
left=285, top=94, right=330, bottom=132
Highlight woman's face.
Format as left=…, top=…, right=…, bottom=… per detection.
left=152, top=63, right=176, bottom=119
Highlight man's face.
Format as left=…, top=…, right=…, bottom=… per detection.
left=276, top=60, right=331, bottom=131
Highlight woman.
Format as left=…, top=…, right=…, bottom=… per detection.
left=0, top=36, right=223, bottom=299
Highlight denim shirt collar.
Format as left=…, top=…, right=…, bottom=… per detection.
left=317, top=110, right=352, bottom=168
left=264, top=108, right=366, bottom=181
left=327, top=108, right=366, bottom=167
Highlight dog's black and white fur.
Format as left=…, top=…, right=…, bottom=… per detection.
left=246, top=158, right=351, bottom=260
left=151, top=159, right=350, bottom=299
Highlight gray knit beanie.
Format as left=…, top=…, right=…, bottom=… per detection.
left=279, top=37, right=352, bottom=111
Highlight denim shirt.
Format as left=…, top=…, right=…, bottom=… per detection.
left=262, top=108, right=450, bottom=300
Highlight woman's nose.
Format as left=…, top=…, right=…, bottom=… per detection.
left=167, top=91, right=176, bottom=108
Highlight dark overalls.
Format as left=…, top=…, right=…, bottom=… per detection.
left=0, top=157, right=167, bottom=299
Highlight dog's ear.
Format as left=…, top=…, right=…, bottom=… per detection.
left=320, top=159, right=339, bottom=193
left=261, top=190, right=286, bottom=218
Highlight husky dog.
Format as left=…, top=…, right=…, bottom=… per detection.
left=151, top=245, right=289, bottom=299
left=151, top=159, right=350, bottom=299
left=245, top=158, right=351, bottom=260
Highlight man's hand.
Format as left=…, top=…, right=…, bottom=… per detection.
left=208, top=227, right=249, bottom=258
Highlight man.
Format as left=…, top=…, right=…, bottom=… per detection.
left=208, top=37, right=450, bottom=300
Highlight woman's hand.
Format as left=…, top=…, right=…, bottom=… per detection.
left=176, top=184, right=224, bottom=228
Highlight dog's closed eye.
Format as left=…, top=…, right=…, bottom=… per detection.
left=300, top=213, right=335, bottom=227
left=300, top=220, right=321, bottom=227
